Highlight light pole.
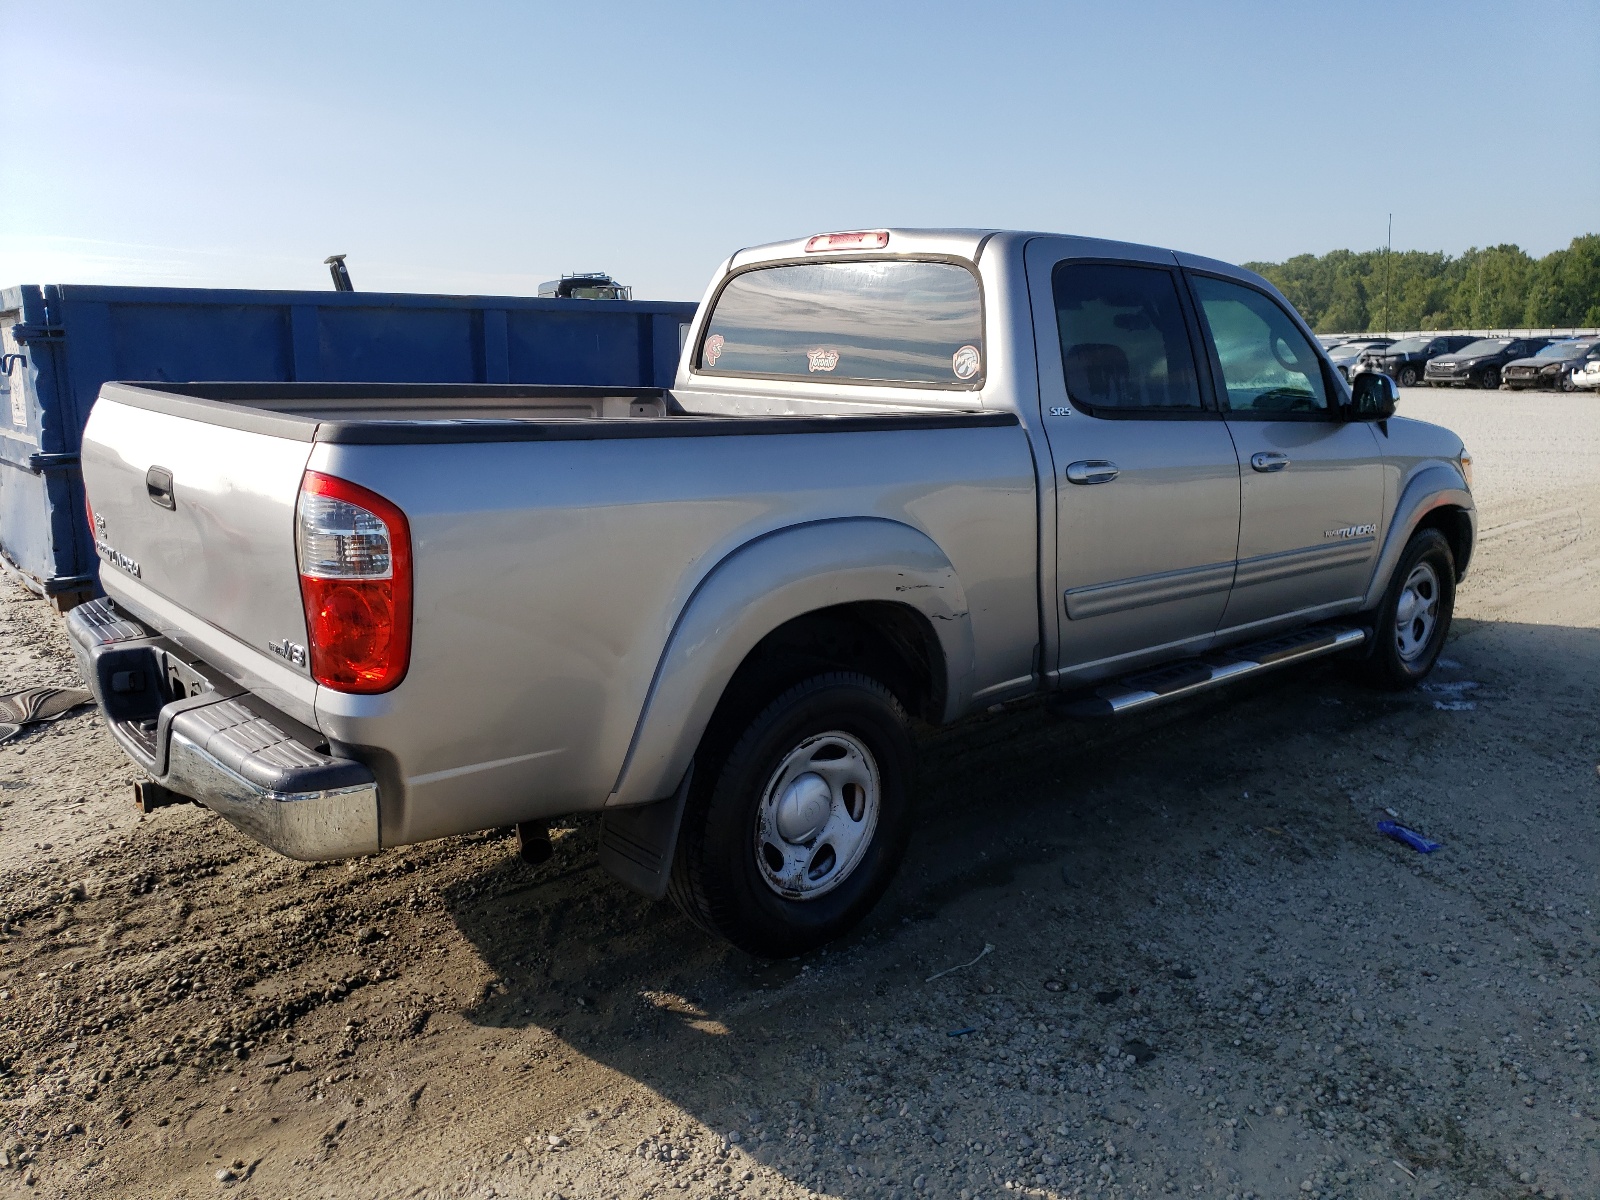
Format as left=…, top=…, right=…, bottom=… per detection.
left=1383, top=214, right=1392, bottom=334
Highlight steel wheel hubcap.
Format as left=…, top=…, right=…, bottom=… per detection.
left=1394, top=561, right=1440, bottom=662
left=754, top=731, right=880, bottom=900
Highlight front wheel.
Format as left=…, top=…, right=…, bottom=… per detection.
left=668, top=672, right=915, bottom=957
left=1397, top=365, right=1419, bottom=387
left=1478, top=366, right=1502, bottom=390
left=1355, top=528, right=1456, bottom=689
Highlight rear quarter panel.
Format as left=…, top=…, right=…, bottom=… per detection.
left=312, top=422, right=1038, bottom=846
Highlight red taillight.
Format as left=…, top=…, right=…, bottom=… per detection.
left=804, top=230, right=890, bottom=253
left=295, top=471, right=411, bottom=694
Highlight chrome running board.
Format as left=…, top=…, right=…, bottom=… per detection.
left=1053, top=625, right=1368, bottom=720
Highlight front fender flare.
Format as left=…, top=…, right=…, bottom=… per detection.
left=606, top=517, right=974, bottom=808
left=1363, top=464, right=1475, bottom=610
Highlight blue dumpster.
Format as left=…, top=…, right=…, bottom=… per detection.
left=0, top=283, right=696, bottom=607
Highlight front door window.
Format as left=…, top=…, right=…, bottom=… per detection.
left=1189, top=275, right=1330, bottom=416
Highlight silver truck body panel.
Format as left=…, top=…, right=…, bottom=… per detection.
left=75, top=229, right=1475, bottom=864
left=1217, top=418, right=1384, bottom=630
left=304, top=417, right=1036, bottom=845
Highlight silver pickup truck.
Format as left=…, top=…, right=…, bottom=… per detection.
left=69, top=229, right=1474, bottom=956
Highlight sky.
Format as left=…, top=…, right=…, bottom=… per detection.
left=3, top=0, right=1597, bottom=301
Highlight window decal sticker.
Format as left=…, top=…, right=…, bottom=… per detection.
left=952, top=344, right=981, bottom=380
left=807, top=347, right=840, bottom=373
left=703, top=333, right=725, bottom=367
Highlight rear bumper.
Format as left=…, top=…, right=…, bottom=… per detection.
left=65, top=597, right=380, bottom=860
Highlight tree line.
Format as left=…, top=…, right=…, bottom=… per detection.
left=1244, top=234, right=1600, bottom=334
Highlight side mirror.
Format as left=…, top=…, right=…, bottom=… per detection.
left=1350, top=370, right=1399, bottom=420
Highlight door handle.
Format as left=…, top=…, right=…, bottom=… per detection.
left=1065, top=460, right=1119, bottom=485
left=145, top=465, right=176, bottom=510
left=1250, top=452, right=1290, bottom=473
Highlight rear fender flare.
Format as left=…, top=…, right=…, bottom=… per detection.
left=1363, top=464, right=1474, bottom=610
left=606, top=517, right=974, bottom=807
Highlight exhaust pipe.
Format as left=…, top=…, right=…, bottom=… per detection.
left=324, top=254, right=354, bottom=292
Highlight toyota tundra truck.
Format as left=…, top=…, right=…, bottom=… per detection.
left=68, top=228, right=1476, bottom=956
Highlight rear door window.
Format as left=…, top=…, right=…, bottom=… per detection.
left=697, top=260, right=983, bottom=387
left=1051, top=262, right=1205, bottom=414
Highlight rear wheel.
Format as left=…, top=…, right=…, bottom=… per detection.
left=1355, top=528, right=1455, bottom=689
left=1397, top=365, right=1419, bottom=387
left=668, top=672, right=915, bottom=957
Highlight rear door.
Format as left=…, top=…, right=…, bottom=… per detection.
left=1185, top=271, right=1383, bottom=632
left=1026, top=241, right=1242, bottom=678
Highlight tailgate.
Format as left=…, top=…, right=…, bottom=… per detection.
left=80, top=394, right=313, bottom=697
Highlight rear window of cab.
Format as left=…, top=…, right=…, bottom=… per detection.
left=695, top=259, right=984, bottom=388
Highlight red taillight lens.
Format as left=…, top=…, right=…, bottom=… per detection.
left=804, top=229, right=890, bottom=252
left=295, top=471, right=411, bottom=693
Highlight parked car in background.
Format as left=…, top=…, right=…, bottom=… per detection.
left=1360, top=335, right=1478, bottom=387
left=1424, top=337, right=1551, bottom=389
left=1328, top=337, right=1396, bottom=381
left=1571, top=356, right=1600, bottom=390
left=1502, top=339, right=1600, bottom=391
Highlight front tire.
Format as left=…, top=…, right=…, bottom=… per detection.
left=1356, top=528, right=1456, bottom=689
left=1397, top=365, right=1419, bottom=387
left=1478, top=366, right=1501, bottom=390
left=668, top=672, right=915, bottom=957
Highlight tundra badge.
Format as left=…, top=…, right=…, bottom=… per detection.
left=1324, top=523, right=1377, bottom=540
left=91, top=514, right=142, bottom=578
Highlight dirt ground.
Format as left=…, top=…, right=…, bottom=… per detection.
left=2, top=391, right=1597, bottom=1200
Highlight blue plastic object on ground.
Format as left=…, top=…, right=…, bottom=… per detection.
left=1377, top=820, right=1442, bottom=853
left=0, top=283, right=696, bottom=606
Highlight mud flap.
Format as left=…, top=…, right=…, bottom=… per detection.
left=598, top=767, right=693, bottom=901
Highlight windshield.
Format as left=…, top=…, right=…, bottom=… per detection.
left=1386, top=337, right=1430, bottom=354
left=698, top=260, right=984, bottom=386
left=1534, top=342, right=1590, bottom=359
left=1332, top=341, right=1386, bottom=358
left=1455, top=339, right=1511, bottom=356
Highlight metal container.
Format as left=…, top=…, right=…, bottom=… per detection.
left=0, top=283, right=695, bottom=607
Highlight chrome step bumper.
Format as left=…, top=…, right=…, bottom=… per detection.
left=1055, top=625, right=1368, bottom=719
left=65, top=597, right=380, bottom=860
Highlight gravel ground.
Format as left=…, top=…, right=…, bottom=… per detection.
left=1, top=390, right=1597, bottom=1200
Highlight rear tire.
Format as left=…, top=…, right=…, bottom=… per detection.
left=1355, top=528, right=1455, bottom=689
left=667, top=672, right=915, bottom=957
